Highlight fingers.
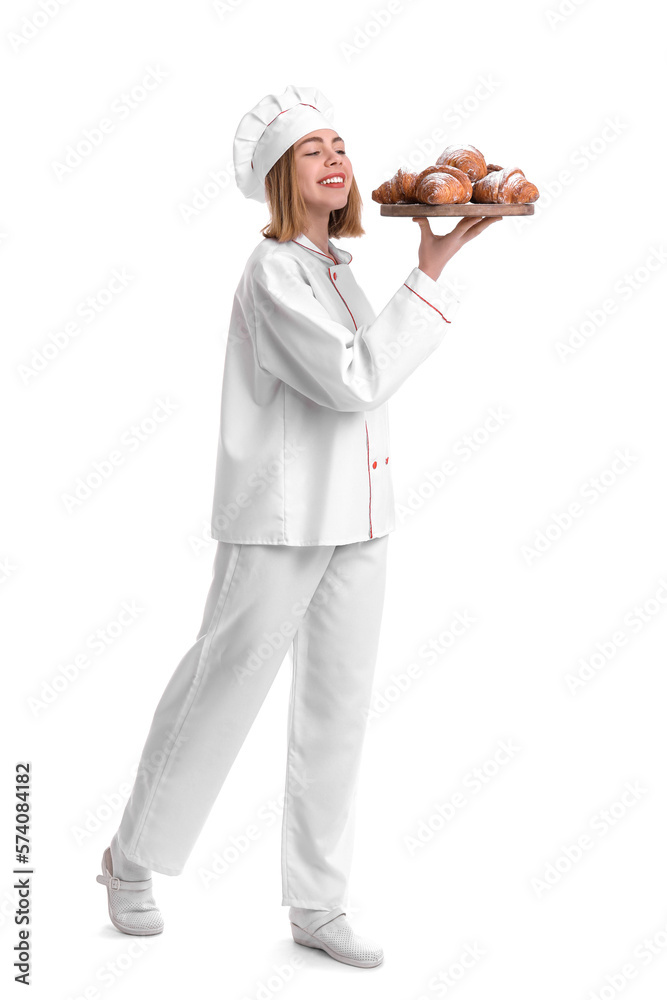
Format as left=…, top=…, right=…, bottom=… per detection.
left=471, top=216, right=503, bottom=228
left=460, top=216, right=503, bottom=240
left=412, top=215, right=502, bottom=239
left=412, top=217, right=433, bottom=233
left=413, top=214, right=501, bottom=226
left=457, top=214, right=501, bottom=231
left=449, top=216, right=484, bottom=235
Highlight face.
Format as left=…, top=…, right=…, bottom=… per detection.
left=293, top=128, right=352, bottom=213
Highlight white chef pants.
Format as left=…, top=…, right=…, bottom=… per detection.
left=115, top=533, right=388, bottom=910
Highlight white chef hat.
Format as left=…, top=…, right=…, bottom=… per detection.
left=233, top=84, right=336, bottom=203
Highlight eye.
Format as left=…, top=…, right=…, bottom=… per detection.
left=307, top=150, right=346, bottom=155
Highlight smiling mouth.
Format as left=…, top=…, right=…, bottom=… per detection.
left=318, top=176, right=346, bottom=187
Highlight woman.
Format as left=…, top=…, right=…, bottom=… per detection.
left=96, top=84, right=502, bottom=968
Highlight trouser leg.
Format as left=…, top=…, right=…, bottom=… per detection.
left=281, top=533, right=389, bottom=909
left=116, top=540, right=334, bottom=875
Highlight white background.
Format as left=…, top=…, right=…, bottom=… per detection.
left=3, top=0, right=667, bottom=997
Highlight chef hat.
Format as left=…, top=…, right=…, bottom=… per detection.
left=233, top=84, right=336, bottom=203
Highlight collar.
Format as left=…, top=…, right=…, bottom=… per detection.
left=290, top=233, right=353, bottom=267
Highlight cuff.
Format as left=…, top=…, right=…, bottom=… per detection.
left=404, top=266, right=461, bottom=324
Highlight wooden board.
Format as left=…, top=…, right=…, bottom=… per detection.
left=380, top=203, right=534, bottom=217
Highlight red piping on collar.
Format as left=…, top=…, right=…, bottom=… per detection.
left=290, top=239, right=353, bottom=267
left=291, top=239, right=338, bottom=265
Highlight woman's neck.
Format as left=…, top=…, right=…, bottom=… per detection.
left=302, top=222, right=330, bottom=258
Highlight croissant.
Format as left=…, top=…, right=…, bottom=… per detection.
left=436, top=144, right=487, bottom=182
left=414, top=164, right=472, bottom=204
left=371, top=166, right=420, bottom=204
left=471, top=166, right=539, bottom=203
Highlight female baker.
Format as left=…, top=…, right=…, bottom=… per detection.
left=96, top=84, right=502, bottom=968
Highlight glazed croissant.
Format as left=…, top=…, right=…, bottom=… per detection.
left=471, top=166, right=539, bottom=204
left=372, top=163, right=472, bottom=204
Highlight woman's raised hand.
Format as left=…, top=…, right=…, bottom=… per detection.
left=413, top=215, right=503, bottom=281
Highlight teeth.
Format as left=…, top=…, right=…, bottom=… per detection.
left=319, top=177, right=344, bottom=185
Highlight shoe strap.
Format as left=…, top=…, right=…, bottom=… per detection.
left=96, top=871, right=153, bottom=892
left=299, top=905, right=346, bottom=935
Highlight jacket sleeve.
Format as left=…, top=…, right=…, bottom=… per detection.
left=251, top=251, right=461, bottom=412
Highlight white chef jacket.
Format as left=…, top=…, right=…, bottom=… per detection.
left=210, top=232, right=460, bottom=545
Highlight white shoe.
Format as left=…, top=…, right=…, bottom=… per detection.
left=96, top=845, right=164, bottom=935
left=290, top=909, right=383, bottom=968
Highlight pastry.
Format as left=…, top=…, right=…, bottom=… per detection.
left=435, top=144, right=488, bottom=182
left=414, top=164, right=472, bottom=204
left=372, top=149, right=539, bottom=205
left=371, top=166, right=420, bottom=204
left=471, top=166, right=539, bottom=203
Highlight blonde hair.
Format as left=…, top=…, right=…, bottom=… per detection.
left=260, top=142, right=365, bottom=243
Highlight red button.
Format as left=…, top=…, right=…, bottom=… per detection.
left=333, top=271, right=337, bottom=279
left=385, top=457, right=389, bottom=463
left=372, top=461, right=377, bottom=469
